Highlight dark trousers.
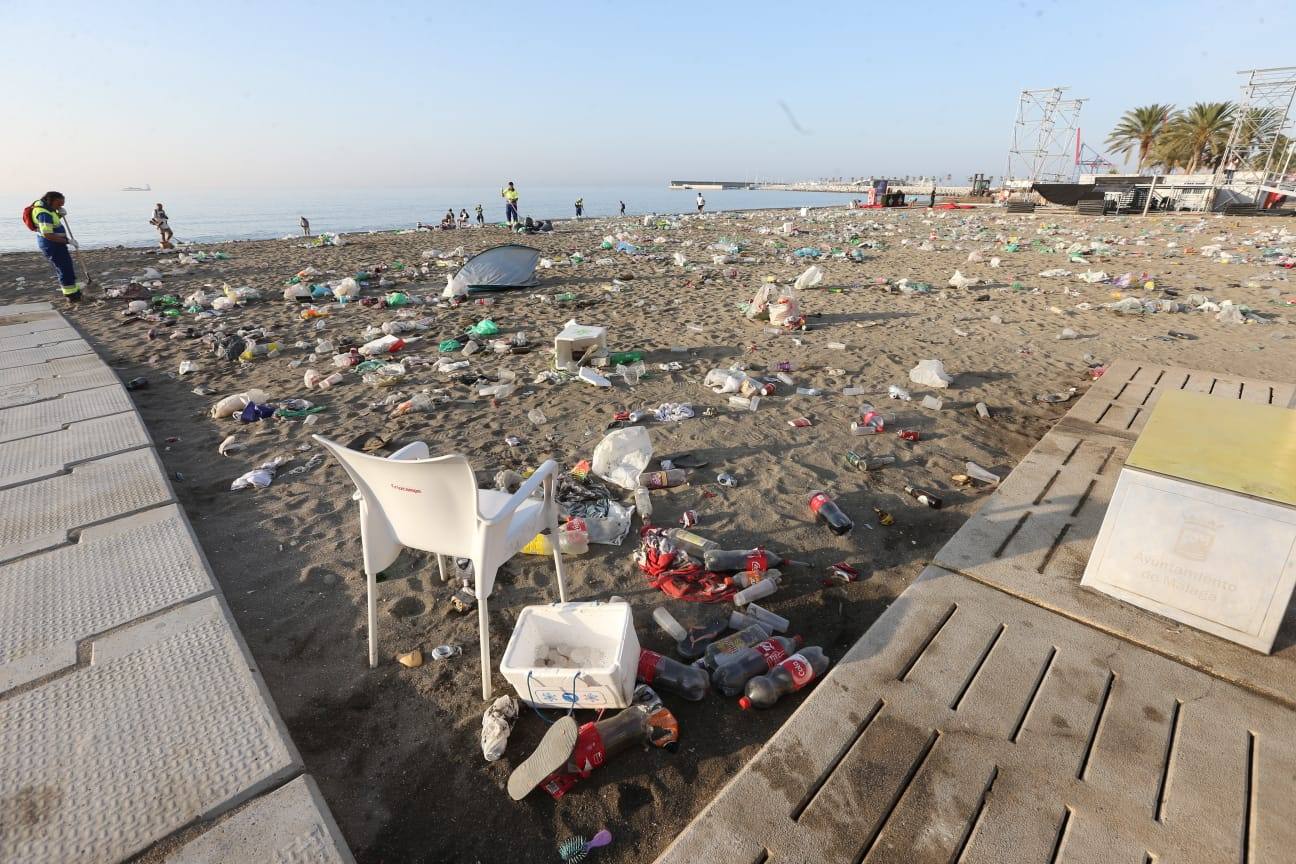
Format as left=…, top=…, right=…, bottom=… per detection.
left=38, top=238, right=77, bottom=290
left=505, top=202, right=518, bottom=223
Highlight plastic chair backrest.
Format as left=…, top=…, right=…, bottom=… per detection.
left=316, top=437, right=481, bottom=560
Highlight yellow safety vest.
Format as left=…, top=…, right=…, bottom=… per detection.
left=31, top=201, right=64, bottom=236
left=502, top=187, right=519, bottom=203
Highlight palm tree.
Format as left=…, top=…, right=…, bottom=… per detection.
left=1160, top=102, right=1236, bottom=174
left=1106, top=104, right=1174, bottom=172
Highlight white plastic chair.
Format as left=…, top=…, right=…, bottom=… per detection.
left=313, top=435, right=567, bottom=699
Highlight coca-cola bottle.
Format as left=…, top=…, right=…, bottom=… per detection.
left=703, top=547, right=787, bottom=572
left=703, top=623, right=771, bottom=668
left=809, top=491, right=853, bottom=535
left=651, top=606, right=728, bottom=659
left=712, top=636, right=803, bottom=696
left=637, top=649, right=709, bottom=700
left=738, top=646, right=831, bottom=710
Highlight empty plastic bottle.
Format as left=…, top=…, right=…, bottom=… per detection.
left=704, top=623, right=772, bottom=668
left=733, top=568, right=781, bottom=589
left=738, top=646, right=831, bottom=710
left=712, top=636, right=803, bottom=696
left=637, top=649, right=709, bottom=700
left=666, top=528, right=719, bottom=559
left=744, top=603, right=790, bottom=634
left=639, top=469, right=687, bottom=490
left=733, top=576, right=781, bottom=606
left=903, top=485, right=943, bottom=510
left=703, top=548, right=787, bottom=573
left=651, top=607, right=729, bottom=660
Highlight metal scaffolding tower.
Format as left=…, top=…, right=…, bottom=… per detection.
left=1213, top=66, right=1296, bottom=202
left=1006, top=88, right=1086, bottom=185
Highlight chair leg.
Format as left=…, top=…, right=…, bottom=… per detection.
left=478, top=568, right=493, bottom=700
left=367, top=570, right=378, bottom=668
left=437, top=554, right=449, bottom=583
left=546, top=481, right=568, bottom=603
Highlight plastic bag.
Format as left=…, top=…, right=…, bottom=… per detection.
left=909, top=359, right=953, bottom=389
left=592, top=426, right=653, bottom=491
left=793, top=265, right=823, bottom=291
left=210, top=389, right=269, bottom=419
left=481, top=695, right=518, bottom=762
left=769, top=289, right=800, bottom=326
left=333, top=277, right=361, bottom=299
left=948, top=270, right=977, bottom=289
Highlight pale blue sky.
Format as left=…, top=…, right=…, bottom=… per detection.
left=3, top=0, right=1292, bottom=194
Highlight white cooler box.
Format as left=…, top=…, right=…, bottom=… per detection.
left=501, top=601, right=639, bottom=708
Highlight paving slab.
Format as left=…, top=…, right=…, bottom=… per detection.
left=0, top=339, right=93, bottom=369
left=656, top=566, right=1296, bottom=864
left=0, top=326, right=83, bottom=352
left=0, top=315, right=73, bottom=338
left=0, top=448, right=172, bottom=562
left=1062, top=359, right=1296, bottom=438
left=0, top=411, right=149, bottom=486
left=0, top=302, right=54, bottom=317
left=0, top=597, right=300, bottom=864
left=0, top=367, right=122, bottom=410
left=0, top=384, right=133, bottom=443
left=165, top=776, right=355, bottom=864
left=0, top=352, right=109, bottom=386
left=0, top=505, right=214, bottom=691
left=936, top=367, right=1296, bottom=707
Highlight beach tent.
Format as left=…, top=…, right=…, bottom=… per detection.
left=446, top=244, right=541, bottom=297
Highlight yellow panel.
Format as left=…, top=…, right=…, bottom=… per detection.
left=1127, top=389, right=1296, bottom=507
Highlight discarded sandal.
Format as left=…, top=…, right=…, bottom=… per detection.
left=507, top=715, right=578, bottom=800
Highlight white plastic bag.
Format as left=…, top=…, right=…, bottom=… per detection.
left=333, top=276, right=361, bottom=299
left=592, top=426, right=653, bottom=491
left=211, top=389, right=269, bottom=419
left=948, top=270, right=977, bottom=289
left=909, top=359, right=953, bottom=389
left=481, top=695, right=518, bottom=762
left=793, top=265, right=823, bottom=291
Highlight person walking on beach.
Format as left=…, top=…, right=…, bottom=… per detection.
left=619, top=200, right=625, bottom=216
left=501, top=181, right=520, bottom=225
left=574, top=197, right=584, bottom=218
left=300, top=216, right=311, bottom=237
left=150, top=202, right=174, bottom=248
left=929, top=184, right=936, bottom=208
left=475, top=204, right=484, bottom=226
left=24, top=191, right=83, bottom=305
left=696, top=192, right=705, bottom=212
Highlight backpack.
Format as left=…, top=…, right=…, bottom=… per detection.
left=21, top=203, right=39, bottom=232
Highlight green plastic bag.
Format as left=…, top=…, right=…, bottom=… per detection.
left=467, top=319, right=499, bottom=338
left=439, top=339, right=462, bottom=352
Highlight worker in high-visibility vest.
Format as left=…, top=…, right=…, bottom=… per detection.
left=501, top=181, right=520, bottom=225
left=28, top=192, right=83, bottom=304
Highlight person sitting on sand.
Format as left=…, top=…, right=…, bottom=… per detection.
left=458, top=208, right=470, bottom=228
left=440, top=210, right=456, bottom=230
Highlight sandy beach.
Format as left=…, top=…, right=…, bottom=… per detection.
left=2, top=204, right=1293, bottom=863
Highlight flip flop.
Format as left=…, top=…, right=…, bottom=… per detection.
left=507, top=715, right=578, bottom=800
left=667, top=453, right=709, bottom=469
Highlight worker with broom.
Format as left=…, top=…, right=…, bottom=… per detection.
left=23, top=191, right=84, bottom=304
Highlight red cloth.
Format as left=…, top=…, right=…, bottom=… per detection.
left=635, top=528, right=736, bottom=602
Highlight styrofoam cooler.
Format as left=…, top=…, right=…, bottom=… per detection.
left=501, top=602, right=639, bottom=708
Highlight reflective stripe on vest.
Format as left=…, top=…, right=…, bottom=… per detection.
left=31, top=201, right=63, bottom=235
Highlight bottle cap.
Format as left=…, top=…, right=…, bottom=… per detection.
left=738, top=697, right=752, bottom=711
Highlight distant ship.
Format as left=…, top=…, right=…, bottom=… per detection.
left=122, top=184, right=151, bottom=192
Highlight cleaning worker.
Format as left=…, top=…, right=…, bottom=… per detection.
left=23, top=191, right=83, bottom=304
left=501, top=181, right=520, bottom=225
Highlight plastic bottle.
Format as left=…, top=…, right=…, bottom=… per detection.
left=809, top=491, right=853, bottom=535
left=360, top=335, right=406, bottom=356
left=703, top=623, right=772, bottom=669
left=738, top=646, right=831, bottom=709
left=639, top=469, right=687, bottom=490
left=637, top=649, right=709, bottom=700
left=702, top=548, right=784, bottom=573
left=521, top=522, right=588, bottom=556
left=744, top=603, right=790, bottom=634
left=903, top=485, right=943, bottom=509
left=712, top=636, right=803, bottom=696
left=634, top=487, right=653, bottom=521
left=652, top=607, right=730, bottom=659
left=666, top=528, right=719, bottom=559
left=734, top=568, right=781, bottom=589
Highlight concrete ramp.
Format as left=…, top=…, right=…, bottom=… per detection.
left=661, top=361, right=1296, bottom=864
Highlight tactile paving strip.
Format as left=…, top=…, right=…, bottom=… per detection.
left=0, top=340, right=93, bottom=369
left=0, top=315, right=71, bottom=339
left=1063, top=359, right=1296, bottom=439
left=0, top=448, right=172, bottom=562
left=0, top=411, right=149, bottom=486
left=0, top=598, right=299, bottom=864
left=165, top=776, right=355, bottom=864
left=936, top=375, right=1296, bottom=706
left=0, top=353, right=106, bottom=386
left=0, top=505, right=213, bottom=691
left=0, top=385, right=133, bottom=443
left=656, top=567, right=1296, bottom=864
left=0, top=327, right=83, bottom=352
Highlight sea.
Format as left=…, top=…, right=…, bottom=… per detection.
left=0, top=184, right=885, bottom=254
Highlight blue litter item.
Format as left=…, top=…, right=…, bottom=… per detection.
left=794, top=247, right=821, bottom=258
left=615, top=241, right=638, bottom=254
left=237, top=402, right=277, bottom=423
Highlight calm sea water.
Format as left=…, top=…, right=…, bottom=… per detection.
left=0, top=184, right=872, bottom=254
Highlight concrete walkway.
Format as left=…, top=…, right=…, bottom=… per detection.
left=659, top=360, right=1296, bottom=864
left=0, top=304, right=353, bottom=864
